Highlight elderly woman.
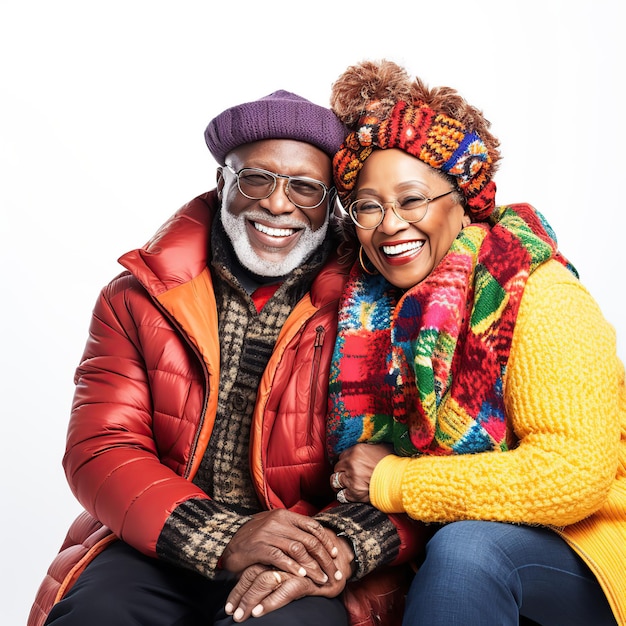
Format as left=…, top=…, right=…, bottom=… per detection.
left=326, top=60, right=625, bottom=626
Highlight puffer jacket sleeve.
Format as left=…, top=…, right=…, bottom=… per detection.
left=63, top=271, right=210, bottom=558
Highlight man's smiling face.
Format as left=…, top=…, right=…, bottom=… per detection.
left=218, top=139, right=332, bottom=277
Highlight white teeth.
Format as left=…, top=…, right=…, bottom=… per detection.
left=253, top=222, right=297, bottom=237
left=382, top=241, right=424, bottom=256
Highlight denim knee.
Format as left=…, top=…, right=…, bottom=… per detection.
left=422, top=521, right=517, bottom=580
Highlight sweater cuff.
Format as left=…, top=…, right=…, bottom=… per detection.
left=315, top=503, right=400, bottom=579
left=370, top=455, right=410, bottom=513
left=157, top=497, right=251, bottom=579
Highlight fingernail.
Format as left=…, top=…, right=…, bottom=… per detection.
left=331, top=546, right=338, bottom=557
left=225, top=603, right=234, bottom=614
left=252, top=605, right=264, bottom=617
left=321, top=573, right=328, bottom=583
left=234, top=608, right=244, bottom=621
left=334, top=570, right=343, bottom=580
left=298, top=566, right=307, bottom=576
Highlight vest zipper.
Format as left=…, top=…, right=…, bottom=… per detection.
left=306, top=325, right=325, bottom=446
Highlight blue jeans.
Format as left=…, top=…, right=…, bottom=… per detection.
left=403, top=521, right=616, bottom=626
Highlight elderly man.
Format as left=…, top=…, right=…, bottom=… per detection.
left=29, top=90, right=420, bottom=626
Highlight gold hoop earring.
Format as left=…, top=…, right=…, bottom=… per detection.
left=359, top=246, right=379, bottom=275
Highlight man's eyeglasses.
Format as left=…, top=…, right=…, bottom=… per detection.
left=225, top=164, right=330, bottom=210
left=348, top=189, right=456, bottom=230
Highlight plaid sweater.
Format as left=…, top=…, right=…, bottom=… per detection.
left=157, top=219, right=400, bottom=579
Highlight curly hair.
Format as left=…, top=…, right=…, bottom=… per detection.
left=330, top=59, right=501, bottom=172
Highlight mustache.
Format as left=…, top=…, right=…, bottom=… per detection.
left=238, top=209, right=311, bottom=231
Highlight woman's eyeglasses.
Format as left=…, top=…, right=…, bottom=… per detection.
left=348, top=189, right=456, bottom=230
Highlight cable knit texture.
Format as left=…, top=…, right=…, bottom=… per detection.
left=370, top=259, right=626, bottom=625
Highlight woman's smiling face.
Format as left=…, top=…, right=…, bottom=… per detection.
left=354, top=149, right=469, bottom=289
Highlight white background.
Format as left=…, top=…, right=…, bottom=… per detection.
left=1, top=0, right=624, bottom=623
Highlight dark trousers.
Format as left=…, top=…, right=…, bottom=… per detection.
left=45, top=540, right=348, bottom=626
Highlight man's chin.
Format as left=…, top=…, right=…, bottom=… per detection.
left=252, top=242, right=299, bottom=263
left=235, top=246, right=309, bottom=278
left=221, top=205, right=328, bottom=277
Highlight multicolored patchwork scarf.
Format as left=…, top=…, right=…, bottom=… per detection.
left=327, top=204, right=575, bottom=460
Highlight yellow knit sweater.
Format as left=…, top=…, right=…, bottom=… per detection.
left=370, top=260, right=626, bottom=625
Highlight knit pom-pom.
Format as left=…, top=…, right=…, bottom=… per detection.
left=330, top=59, right=413, bottom=128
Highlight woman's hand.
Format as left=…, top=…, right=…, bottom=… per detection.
left=331, top=443, right=394, bottom=503
left=220, top=509, right=340, bottom=585
left=225, top=530, right=354, bottom=622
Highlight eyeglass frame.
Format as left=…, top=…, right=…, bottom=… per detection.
left=225, top=164, right=331, bottom=210
left=348, top=189, right=457, bottom=230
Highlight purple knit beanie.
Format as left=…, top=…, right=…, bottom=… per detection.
left=205, top=90, right=347, bottom=165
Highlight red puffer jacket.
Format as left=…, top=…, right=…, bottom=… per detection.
left=29, top=192, right=421, bottom=626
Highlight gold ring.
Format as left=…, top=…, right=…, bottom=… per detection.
left=331, top=472, right=344, bottom=490
left=272, top=571, right=282, bottom=585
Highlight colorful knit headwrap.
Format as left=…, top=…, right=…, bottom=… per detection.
left=333, top=100, right=497, bottom=221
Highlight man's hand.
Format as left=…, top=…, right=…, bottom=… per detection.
left=220, top=509, right=341, bottom=585
left=225, top=529, right=355, bottom=622
left=332, top=443, right=394, bottom=503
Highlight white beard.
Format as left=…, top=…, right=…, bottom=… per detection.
left=220, top=205, right=329, bottom=277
